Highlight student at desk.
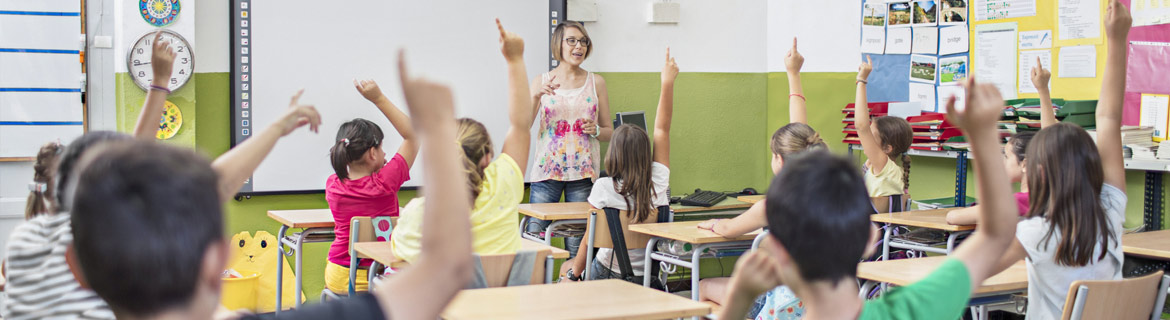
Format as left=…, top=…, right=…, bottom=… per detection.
left=391, top=20, right=532, bottom=264
left=559, top=48, right=677, bottom=284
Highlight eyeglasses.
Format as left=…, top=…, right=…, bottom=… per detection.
left=564, top=37, right=591, bottom=47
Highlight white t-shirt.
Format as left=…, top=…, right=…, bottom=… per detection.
left=587, top=162, right=670, bottom=276
left=1017, top=183, right=1126, bottom=320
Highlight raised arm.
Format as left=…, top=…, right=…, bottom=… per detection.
left=354, top=80, right=418, bottom=168
left=786, top=38, right=808, bottom=124
left=653, top=48, right=678, bottom=167
left=1029, top=57, right=1058, bottom=128
left=132, top=31, right=175, bottom=139
left=855, top=56, right=888, bottom=173
left=497, top=19, right=534, bottom=167
left=946, top=78, right=1020, bottom=294
left=211, top=91, right=321, bottom=202
left=1097, top=0, right=1132, bottom=192
left=377, top=51, right=474, bottom=320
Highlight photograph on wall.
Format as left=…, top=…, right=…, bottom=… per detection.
left=940, top=0, right=968, bottom=25
left=912, top=1, right=939, bottom=27
left=938, top=56, right=968, bottom=85
left=864, top=1, right=888, bottom=26
left=910, top=54, right=939, bottom=83
left=889, top=2, right=913, bottom=27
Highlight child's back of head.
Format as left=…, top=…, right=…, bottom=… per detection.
left=70, top=140, right=223, bottom=318
left=765, top=150, right=873, bottom=283
left=455, top=118, right=494, bottom=202
left=330, top=118, right=385, bottom=180
left=771, top=123, right=827, bottom=159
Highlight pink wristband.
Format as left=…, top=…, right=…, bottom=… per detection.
left=149, top=85, right=171, bottom=94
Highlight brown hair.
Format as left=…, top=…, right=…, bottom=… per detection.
left=456, top=118, right=494, bottom=203
left=329, top=119, right=384, bottom=180
left=873, top=116, right=913, bottom=190
left=1025, top=123, right=1115, bottom=267
left=26, top=142, right=62, bottom=219
left=770, top=123, right=827, bottom=159
left=605, top=125, right=655, bottom=223
left=550, top=21, right=593, bottom=62
left=1008, top=131, right=1036, bottom=163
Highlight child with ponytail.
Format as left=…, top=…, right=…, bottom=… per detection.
left=25, top=142, right=62, bottom=219
left=323, top=78, right=418, bottom=294
left=855, top=56, right=913, bottom=213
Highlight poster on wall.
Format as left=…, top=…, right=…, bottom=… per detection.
left=889, top=2, right=913, bottom=27
left=1131, top=0, right=1170, bottom=27
left=974, top=0, right=1037, bottom=21
left=910, top=54, right=939, bottom=83
left=940, top=0, right=968, bottom=25
left=939, top=25, right=969, bottom=54
left=1056, top=0, right=1103, bottom=44
left=1018, top=50, right=1052, bottom=94
left=939, top=56, right=968, bottom=85
left=912, top=27, right=939, bottom=54
left=912, top=1, right=940, bottom=27
left=973, top=22, right=1019, bottom=100
left=140, top=0, right=181, bottom=27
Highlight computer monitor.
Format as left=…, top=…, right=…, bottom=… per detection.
left=613, top=111, right=647, bottom=131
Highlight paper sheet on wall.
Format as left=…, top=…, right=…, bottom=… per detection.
left=939, top=25, right=969, bottom=55
left=910, top=54, right=939, bottom=83
left=937, top=85, right=967, bottom=111
left=1131, top=0, right=1170, bottom=27
left=1140, top=94, right=1170, bottom=140
left=888, top=28, right=913, bottom=54
left=909, top=83, right=937, bottom=112
left=1058, top=45, right=1097, bottom=78
left=1057, top=0, right=1103, bottom=44
left=1019, top=30, right=1053, bottom=49
left=1123, top=41, right=1170, bottom=126
left=911, top=27, right=938, bottom=54
left=862, top=26, right=887, bottom=54
left=974, top=0, right=1037, bottom=21
left=974, top=22, right=1019, bottom=99
left=1018, top=50, right=1052, bottom=94
left=889, top=102, right=924, bottom=118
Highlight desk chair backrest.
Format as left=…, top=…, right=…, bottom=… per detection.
left=590, top=206, right=670, bottom=282
left=346, top=215, right=397, bottom=295
left=1060, top=271, right=1170, bottom=320
left=470, top=250, right=551, bottom=288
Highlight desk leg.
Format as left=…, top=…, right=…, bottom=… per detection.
left=275, top=225, right=289, bottom=314
left=294, top=231, right=307, bottom=309
left=859, top=280, right=878, bottom=299
left=584, top=213, right=597, bottom=281
left=368, top=260, right=380, bottom=291
left=691, top=246, right=704, bottom=301
left=643, top=237, right=660, bottom=287
left=546, top=255, right=554, bottom=284
left=881, top=224, right=892, bottom=261
left=946, top=232, right=962, bottom=254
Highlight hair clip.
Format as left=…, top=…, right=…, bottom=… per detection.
left=340, top=138, right=350, bottom=146
left=28, top=182, right=46, bottom=193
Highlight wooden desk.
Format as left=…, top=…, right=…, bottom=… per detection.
left=268, top=209, right=336, bottom=312
left=352, top=239, right=569, bottom=283
left=670, top=197, right=753, bottom=214
left=517, top=202, right=592, bottom=246
left=442, top=279, right=711, bottom=320
left=1122, top=229, right=1170, bottom=260
left=737, top=195, right=764, bottom=204
left=631, top=220, right=761, bottom=301
left=858, top=256, right=1028, bottom=295
left=870, top=208, right=970, bottom=260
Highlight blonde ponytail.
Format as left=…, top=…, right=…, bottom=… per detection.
left=456, top=118, right=494, bottom=203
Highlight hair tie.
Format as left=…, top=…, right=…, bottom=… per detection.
left=29, top=182, right=46, bottom=193
left=340, top=138, right=350, bottom=146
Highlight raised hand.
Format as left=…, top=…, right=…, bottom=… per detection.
left=662, top=47, right=679, bottom=84
left=397, top=50, right=456, bottom=126
left=785, top=38, right=804, bottom=73
left=151, top=30, right=176, bottom=85
left=536, top=74, right=560, bottom=100
left=858, top=55, right=874, bottom=81
left=497, top=18, right=525, bottom=62
left=1105, top=0, right=1132, bottom=42
left=946, top=77, right=1005, bottom=134
left=279, top=89, right=322, bottom=136
left=1029, top=57, right=1051, bottom=92
left=354, top=79, right=388, bottom=103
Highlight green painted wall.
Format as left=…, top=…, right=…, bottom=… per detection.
left=116, top=71, right=1170, bottom=303
left=115, top=73, right=197, bottom=147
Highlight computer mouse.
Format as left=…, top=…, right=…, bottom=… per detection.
left=741, top=187, right=758, bottom=195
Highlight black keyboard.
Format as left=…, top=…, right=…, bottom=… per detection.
left=680, top=190, right=727, bottom=207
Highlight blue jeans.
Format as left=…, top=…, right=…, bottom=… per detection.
left=527, top=179, right=593, bottom=259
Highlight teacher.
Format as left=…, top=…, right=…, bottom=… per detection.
left=526, top=21, right=612, bottom=258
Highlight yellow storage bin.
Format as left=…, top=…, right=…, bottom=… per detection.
left=221, top=270, right=260, bottom=312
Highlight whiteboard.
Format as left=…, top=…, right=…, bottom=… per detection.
left=236, top=0, right=549, bottom=193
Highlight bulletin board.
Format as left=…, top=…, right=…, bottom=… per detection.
left=1118, top=0, right=1170, bottom=127
left=860, top=0, right=972, bottom=112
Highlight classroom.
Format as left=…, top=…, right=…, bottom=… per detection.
left=2, top=0, right=1170, bottom=319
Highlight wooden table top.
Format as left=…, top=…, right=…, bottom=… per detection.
left=670, top=197, right=754, bottom=213
left=442, top=279, right=711, bottom=320
left=629, top=220, right=761, bottom=244
left=353, top=239, right=572, bottom=268
left=737, top=195, right=764, bottom=204
left=858, top=256, right=1027, bottom=295
left=267, top=209, right=335, bottom=229
left=1122, top=229, right=1170, bottom=260
left=870, top=208, right=972, bottom=232
left=516, top=202, right=593, bottom=221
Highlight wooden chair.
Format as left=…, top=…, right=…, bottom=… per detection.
left=471, top=250, right=552, bottom=288
left=338, top=216, right=397, bottom=297
left=1060, top=271, right=1170, bottom=320
left=583, top=206, right=669, bottom=285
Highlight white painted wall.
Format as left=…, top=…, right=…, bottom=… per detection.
left=766, top=0, right=861, bottom=72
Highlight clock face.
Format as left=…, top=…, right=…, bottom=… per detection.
left=127, top=29, right=193, bottom=92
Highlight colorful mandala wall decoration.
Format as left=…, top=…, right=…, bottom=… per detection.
left=140, top=0, right=181, bottom=27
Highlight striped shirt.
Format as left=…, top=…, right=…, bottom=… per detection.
left=2, top=212, right=113, bottom=320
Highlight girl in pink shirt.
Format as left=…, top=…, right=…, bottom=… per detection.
left=323, top=80, right=419, bottom=294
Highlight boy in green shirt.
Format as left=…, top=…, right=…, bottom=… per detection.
left=717, top=76, right=1021, bottom=318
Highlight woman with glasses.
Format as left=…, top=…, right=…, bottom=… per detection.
left=525, top=21, right=612, bottom=261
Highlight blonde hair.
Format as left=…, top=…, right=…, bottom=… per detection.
left=550, top=21, right=593, bottom=62
left=456, top=118, right=494, bottom=203
left=770, top=123, right=826, bottom=159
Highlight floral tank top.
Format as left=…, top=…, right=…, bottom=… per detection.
left=533, top=72, right=600, bottom=182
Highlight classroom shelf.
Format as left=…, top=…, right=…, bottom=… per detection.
left=1124, top=159, right=1170, bottom=173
